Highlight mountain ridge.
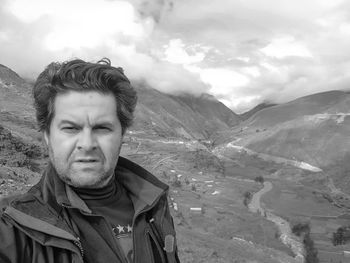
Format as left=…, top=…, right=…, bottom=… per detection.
left=218, top=90, right=350, bottom=168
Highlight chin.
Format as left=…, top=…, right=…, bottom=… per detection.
left=69, top=172, right=112, bottom=189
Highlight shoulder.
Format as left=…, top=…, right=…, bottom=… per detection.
left=0, top=193, right=22, bottom=209
left=0, top=192, right=37, bottom=216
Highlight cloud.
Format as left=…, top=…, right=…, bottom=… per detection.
left=163, top=39, right=205, bottom=65
left=0, top=0, right=208, bottom=94
left=260, top=36, right=313, bottom=58
left=1, top=0, right=350, bottom=113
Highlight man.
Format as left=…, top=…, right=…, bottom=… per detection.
left=0, top=58, right=180, bottom=263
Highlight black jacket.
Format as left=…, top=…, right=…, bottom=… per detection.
left=0, top=157, right=180, bottom=263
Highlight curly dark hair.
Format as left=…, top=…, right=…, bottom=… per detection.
left=33, top=58, right=137, bottom=135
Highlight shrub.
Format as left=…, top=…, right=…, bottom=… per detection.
left=292, top=222, right=310, bottom=237
left=171, top=178, right=182, bottom=188
left=291, top=222, right=319, bottom=263
left=332, top=226, right=350, bottom=246
left=243, top=191, right=252, bottom=207
left=254, top=176, right=264, bottom=184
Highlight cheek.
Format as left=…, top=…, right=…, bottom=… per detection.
left=100, top=136, right=122, bottom=159
left=49, top=137, right=76, bottom=161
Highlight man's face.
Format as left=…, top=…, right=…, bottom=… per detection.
left=44, top=91, right=123, bottom=189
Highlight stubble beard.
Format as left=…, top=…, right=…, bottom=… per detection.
left=48, top=145, right=121, bottom=189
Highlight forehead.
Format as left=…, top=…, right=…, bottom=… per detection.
left=53, top=91, right=117, bottom=121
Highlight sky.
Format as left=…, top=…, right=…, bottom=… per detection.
left=1, top=0, right=350, bottom=113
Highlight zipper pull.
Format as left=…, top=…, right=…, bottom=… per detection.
left=149, top=218, right=175, bottom=253
left=164, top=235, right=175, bottom=253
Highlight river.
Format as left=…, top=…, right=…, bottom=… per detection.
left=249, top=181, right=305, bottom=263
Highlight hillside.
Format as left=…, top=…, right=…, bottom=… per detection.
left=239, top=102, right=277, bottom=121
left=0, top=64, right=26, bottom=86
left=132, top=85, right=240, bottom=140
left=218, top=90, right=350, bottom=168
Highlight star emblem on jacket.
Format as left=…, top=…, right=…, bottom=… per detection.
left=113, top=224, right=132, bottom=235
left=117, top=225, right=125, bottom=233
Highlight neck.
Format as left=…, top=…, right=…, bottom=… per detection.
left=72, top=180, right=117, bottom=201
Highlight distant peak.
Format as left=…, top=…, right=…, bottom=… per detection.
left=199, top=93, right=217, bottom=101
left=0, top=64, right=26, bottom=85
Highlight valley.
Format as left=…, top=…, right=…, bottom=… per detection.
left=1, top=64, right=350, bottom=262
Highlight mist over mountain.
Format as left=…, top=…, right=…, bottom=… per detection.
left=132, top=84, right=239, bottom=139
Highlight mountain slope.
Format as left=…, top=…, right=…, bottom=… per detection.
left=0, top=64, right=37, bottom=141
left=219, top=90, right=350, bottom=168
left=0, top=64, right=26, bottom=86
left=246, top=90, right=347, bottom=128
left=239, top=102, right=277, bottom=121
left=132, top=85, right=240, bottom=139
left=1, top=65, right=239, bottom=141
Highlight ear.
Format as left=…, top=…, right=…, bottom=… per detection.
left=43, top=131, right=49, bottom=146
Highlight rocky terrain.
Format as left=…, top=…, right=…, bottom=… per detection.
left=1, top=64, right=350, bottom=262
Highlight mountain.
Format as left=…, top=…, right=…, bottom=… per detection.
left=132, top=85, right=240, bottom=139
left=0, top=65, right=239, bottom=141
left=239, top=102, right=277, bottom=121
left=0, top=64, right=37, bottom=141
left=219, top=90, right=350, bottom=168
left=0, top=64, right=26, bottom=86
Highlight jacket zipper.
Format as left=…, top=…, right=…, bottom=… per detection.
left=149, top=218, right=163, bottom=247
left=61, top=203, right=85, bottom=260
left=74, top=236, right=84, bottom=259
left=145, top=228, right=166, bottom=263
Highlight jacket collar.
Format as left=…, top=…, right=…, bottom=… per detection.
left=0, top=156, right=168, bottom=248
left=116, top=157, right=168, bottom=215
left=30, top=156, right=168, bottom=216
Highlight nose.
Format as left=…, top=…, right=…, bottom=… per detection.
left=77, top=128, right=97, bottom=151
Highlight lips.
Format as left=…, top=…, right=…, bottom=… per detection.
left=75, top=158, right=99, bottom=163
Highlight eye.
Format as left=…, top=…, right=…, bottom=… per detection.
left=95, top=126, right=111, bottom=132
left=61, top=126, right=79, bottom=133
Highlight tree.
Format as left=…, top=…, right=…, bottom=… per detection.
left=332, top=226, right=350, bottom=246
left=243, top=191, right=252, bottom=207
left=292, top=222, right=310, bottom=237
left=254, top=176, right=264, bottom=184
left=291, top=222, right=319, bottom=263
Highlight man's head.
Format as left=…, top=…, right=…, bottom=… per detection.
left=34, top=58, right=137, bottom=135
left=33, top=58, right=137, bottom=189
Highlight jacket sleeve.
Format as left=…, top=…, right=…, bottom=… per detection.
left=0, top=214, right=20, bottom=263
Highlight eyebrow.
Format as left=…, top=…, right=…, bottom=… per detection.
left=58, top=120, right=80, bottom=127
left=58, top=120, right=115, bottom=128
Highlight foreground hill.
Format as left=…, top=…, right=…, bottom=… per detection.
left=219, top=90, right=350, bottom=168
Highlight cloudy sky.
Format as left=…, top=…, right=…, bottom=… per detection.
left=1, top=0, right=350, bottom=113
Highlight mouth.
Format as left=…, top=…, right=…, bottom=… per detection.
left=75, top=159, right=99, bottom=163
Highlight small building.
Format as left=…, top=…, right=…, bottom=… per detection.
left=343, top=250, right=350, bottom=257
